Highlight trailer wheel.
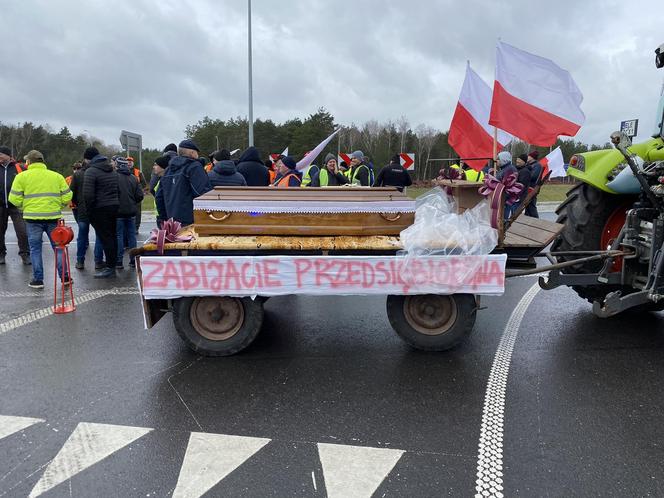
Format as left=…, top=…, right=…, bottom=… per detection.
left=172, top=297, right=264, bottom=356
left=387, top=294, right=477, bottom=351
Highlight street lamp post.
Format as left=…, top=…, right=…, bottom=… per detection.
left=247, top=0, right=254, bottom=146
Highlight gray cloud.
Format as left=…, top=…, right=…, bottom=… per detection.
left=1, top=0, right=662, bottom=150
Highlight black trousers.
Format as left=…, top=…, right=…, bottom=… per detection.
left=89, top=206, right=118, bottom=269
left=0, top=204, right=29, bottom=256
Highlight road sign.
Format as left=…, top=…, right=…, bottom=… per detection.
left=338, top=153, right=352, bottom=166
left=620, top=119, right=639, bottom=138
left=119, top=130, right=142, bottom=171
left=400, top=153, right=415, bottom=170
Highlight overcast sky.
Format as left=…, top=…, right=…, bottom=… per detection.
left=1, top=0, right=663, bottom=150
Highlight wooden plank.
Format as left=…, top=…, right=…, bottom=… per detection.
left=502, top=232, right=540, bottom=247
left=506, top=222, right=555, bottom=244
left=513, top=215, right=563, bottom=232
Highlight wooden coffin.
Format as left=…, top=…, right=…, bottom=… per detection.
left=193, top=187, right=416, bottom=236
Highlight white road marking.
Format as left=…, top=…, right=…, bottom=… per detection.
left=0, top=287, right=139, bottom=336
left=474, top=282, right=541, bottom=498
left=317, top=443, right=405, bottom=498
left=0, top=415, right=44, bottom=441
left=172, top=432, right=270, bottom=498
left=28, top=422, right=152, bottom=498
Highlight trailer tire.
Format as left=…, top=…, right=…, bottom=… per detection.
left=387, top=294, right=476, bottom=351
left=552, top=183, right=637, bottom=304
left=172, top=297, right=264, bottom=356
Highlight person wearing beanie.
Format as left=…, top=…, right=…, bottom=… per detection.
left=271, top=156, right=302, bottom=187
left=310, top=153, right=349, bottom=187
left=163, top=143, right=177, bottom=154
left=236, top=146, right=270, bottom=186
left=155, top=139, right=212, bottom=226
left=0, top=145, right=30, bottom=265
left=9, top=150, right=72, bottom=288
left=348, top=150, right=370, bottom=186
left=372, top=153, right=413, bottom=192
left=114, top=156, right=144, bottom=269
left=525, top=150, right=543, bottom=218
left=70, top=147, right=103, bottom=269
left=208, top=149, right=247, bottom=187
left=496, top=151, right=517, bottom=180
left=83, top=151, right=119, bottom=278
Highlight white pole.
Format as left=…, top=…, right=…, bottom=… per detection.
left=247, top=0, right=254, bottom=146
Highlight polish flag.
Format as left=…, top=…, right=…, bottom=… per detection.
left=489, top=41, right=585, bottom=146
left=541, top=146, right=566, bottom=178
left=448, top=64, right=512, bottom=171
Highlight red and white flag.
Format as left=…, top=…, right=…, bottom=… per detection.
left=489, top=41, right=585, bottom=146
left=541, top=146, right=566, bottom=178
left=448, top=64, right=512, bottom=171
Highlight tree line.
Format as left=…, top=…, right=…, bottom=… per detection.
left=1, top=112, right=612, bottom=182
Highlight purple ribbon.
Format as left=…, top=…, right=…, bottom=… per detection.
left=478, top=172, right=525, bottom=228
left=148, top=218, right=193, bottom=255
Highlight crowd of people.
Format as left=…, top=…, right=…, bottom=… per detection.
left=0, top=139, right=414, bottom=289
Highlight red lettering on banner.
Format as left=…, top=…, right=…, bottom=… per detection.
left=180, top=261, right=200, bottom=290
left=375, top=261, right=390, bottom=285
left=254, top=262, right=264, bottom=288
left=263, top=260, right=282, bottom=287
left=241, top=262, right=256, bottom=289
left=314, top=259, right=335, bottom=286
left=225, top=260, right=241, bottom=290
left=163, top=261, right=182, bottom=289
left=142, top=261, right=165, bottom=289
left=209, top=261, right=224, bottom=292
left=361, top=262, right=375, bottom=288
left=199, top=262, right=209, bottom=289
left=347, top=261, right=361, bottom=287
left=294, top=259, right=312, bottom=288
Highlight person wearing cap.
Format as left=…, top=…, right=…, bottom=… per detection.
left=155, top=139, right=212, bottom=226
left=114, top=157, right=144, bottom=269
left=83, top=151, right=119, bottom=278
left=150, top=155, right=169, bottom=227
left=372, top=154, right=413, bottom=192
left=208, top=149, right=247, bottom=187
left=310, top=153, right=349, bottom=187
left=236, top=146, right=270, bottom=186
left=348, top=150, right=371, bottom=186
left=0, top=145, right=30, bottom=265
left=8, top=150, right=72, bottom=289
left=271, top=156, right=302, bottom=187
left=525, top=150, right=542, bottom=218
left=126, top=156, right=147, bottom=235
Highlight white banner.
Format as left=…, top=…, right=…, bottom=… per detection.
left=139, top=254, right=507, bottom=299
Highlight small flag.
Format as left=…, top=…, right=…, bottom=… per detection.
left=541, top=147, right=566, bottom=178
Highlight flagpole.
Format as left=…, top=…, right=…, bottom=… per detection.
left=492, top=127, right=498, bottom=175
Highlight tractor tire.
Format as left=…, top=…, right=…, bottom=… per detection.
left=552, top=183, right=636, bottom=303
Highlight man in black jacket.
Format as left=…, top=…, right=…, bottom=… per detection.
left=0, top=145, right=30, bottom=265
left=84, top=154, right=119, bottom=278
left=155, top=139, right=211, bottom=226
left=71, top=147, right=101, bottom=269
left=208, top=149, right=247, bottom=187
left=114, top=157, right=144, bottom=269
left=236, top=146, right=269, bottom=186
left=373, top=154, right=413, bottom=192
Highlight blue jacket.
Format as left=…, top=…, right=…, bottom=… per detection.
left=208, top=160, right=247, bottom=187
left=496, top=162, right=517, bottom=181
left=156, top=155, right=212, bottom=226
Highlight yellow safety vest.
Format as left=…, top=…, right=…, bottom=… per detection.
left=8, top=163, right=72, bottom=220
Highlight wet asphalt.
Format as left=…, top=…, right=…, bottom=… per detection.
left=0, top=215, right=663, bottom=497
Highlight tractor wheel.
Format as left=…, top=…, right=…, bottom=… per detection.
left=552, top=183, right=636, bottom=303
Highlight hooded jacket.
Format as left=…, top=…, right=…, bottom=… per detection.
left=208, top=160, right=247, bottom=187
left=1, top=160, right=25, bottom=209
left=117, top=165, right=145, bottom=217
left=155, top=155, right=212, bottom=226
left=83, top=155, right=119, bottom=212
left=236, top=147, right=269, bottom=186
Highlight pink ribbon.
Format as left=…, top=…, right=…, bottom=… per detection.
left=148, top=218, right=193, bottom=255
left=478, top=172, right=525, bottom=228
